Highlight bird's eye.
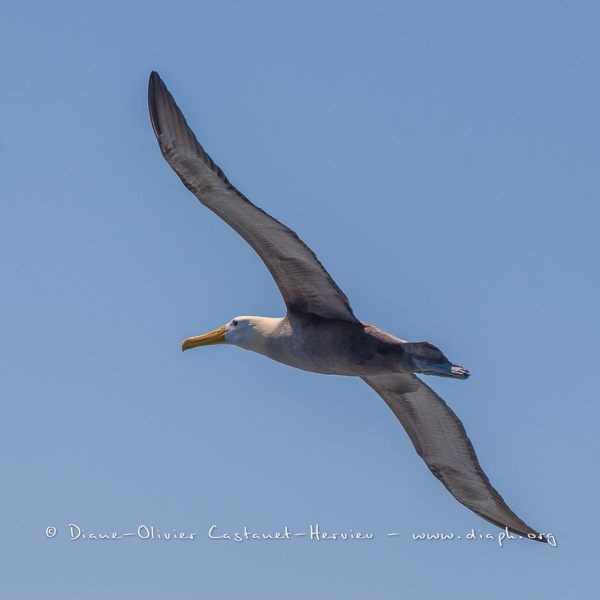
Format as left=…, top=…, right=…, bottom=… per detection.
left=232, top=319, right=238, bottom=326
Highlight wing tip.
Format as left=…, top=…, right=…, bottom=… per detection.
left=475, top=511, right=549, bottom=543
left=516, top=530, right=549, bottom=544
left=148, top=70, right=165, bottom=139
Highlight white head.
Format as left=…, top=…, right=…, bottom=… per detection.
left=181, top=316, right=281, bottom=353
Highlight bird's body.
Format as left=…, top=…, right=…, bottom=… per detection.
left=206, top=314, right=467, bottom=378
left=262, top=315, right=410, bottom=377
left=148, top=71, right=547, bottom=542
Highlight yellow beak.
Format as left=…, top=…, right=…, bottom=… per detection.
left=181, top=325, right=227, bottom=351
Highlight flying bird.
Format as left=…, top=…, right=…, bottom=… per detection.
left=148, top=71, right=546, bottom=542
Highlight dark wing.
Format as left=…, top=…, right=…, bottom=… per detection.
left=362, top=373, right=546, bottom=542
left=148, top=72, right=358, bottom=323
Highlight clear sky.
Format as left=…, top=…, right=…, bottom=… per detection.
left=2, top=1, right=599, bottom=598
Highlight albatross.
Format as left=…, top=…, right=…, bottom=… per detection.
left=148, top=71, right=546, bottom=542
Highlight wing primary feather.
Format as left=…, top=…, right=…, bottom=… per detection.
left=362, top=373, right=547, bottom=543
left=148, top=71, right=358, bottom=323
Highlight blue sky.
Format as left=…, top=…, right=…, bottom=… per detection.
left=1, top=1, right=599, bottom=598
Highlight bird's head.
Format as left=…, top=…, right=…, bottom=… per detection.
left=181, top=316, right=280, bottom=353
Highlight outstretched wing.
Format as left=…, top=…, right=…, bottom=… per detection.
left=148, top=71, right=358, bottom=323
left=362, top=373, right=546, bottom=542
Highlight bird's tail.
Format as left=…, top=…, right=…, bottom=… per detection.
left=405, top=341, right=470, bottom=379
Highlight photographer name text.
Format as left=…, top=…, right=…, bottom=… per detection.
left=44, top=523, right=556, bottom=547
